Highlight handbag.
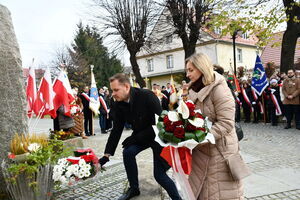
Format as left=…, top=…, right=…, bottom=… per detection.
left=235, top=122, right=244, bottom=141
left=216, top=145, right=251, bottom=181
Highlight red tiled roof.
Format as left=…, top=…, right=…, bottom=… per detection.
left=261, top=31, right=300, bottom=67
left=202, top=28, right=258, bottom=46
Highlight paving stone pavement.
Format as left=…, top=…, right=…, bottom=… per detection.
left=34, top=119, right=300, bottom=200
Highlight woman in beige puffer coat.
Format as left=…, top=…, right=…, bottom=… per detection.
left=186, top=53, right=244, bottom=200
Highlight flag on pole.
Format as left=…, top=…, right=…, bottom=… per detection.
left=34, top=67, right=56, bottom=118
left=26, top=65, right=37, bottom=118
left=53, top=70, right=74, bottom=117
left=251, top=55, right=269, bottom=95
left=233, top=74, right=241, bottom=92
left=89, top=65, right=100, bottom=114
left=169, top=74, right=177, bottom=104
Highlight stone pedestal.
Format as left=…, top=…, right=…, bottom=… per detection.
left=0, top=4, right=28, bottom=199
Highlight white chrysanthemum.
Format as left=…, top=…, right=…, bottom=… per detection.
left=78, top=159, right=86, bottom=167
left=65, top=171, right=72, bottom=178
left=27, top=143, right=41, bottom=152
left=59, top=176, right=68, bottom=185
left=57, top=158, right=68, bottom=165
left=84, top=171, right=91, bottom=177
left=83, top=164, right=91, bottom=171
left=52, top=173, right=61, bottom=181
left=78, top=172, right=84, bottom=179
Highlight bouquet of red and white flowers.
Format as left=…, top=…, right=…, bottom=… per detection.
left=156, top=100, right=213, bottom=145
left=53, top=148, right=98, bottom=188
left=70, top=104, right=82, bottom=116
left=154, top=100, right=215, bottom=200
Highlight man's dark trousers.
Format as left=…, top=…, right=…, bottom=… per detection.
left=123, top=144, right=181, bottom=200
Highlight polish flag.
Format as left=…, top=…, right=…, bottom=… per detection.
left=34, top=68, right=56, bottom=118
left=26, top=66, right=37, bottom=118
left=53, top=70, right=74, bottom=117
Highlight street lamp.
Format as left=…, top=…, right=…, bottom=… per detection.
left=232, top=29, right=243, bottom=76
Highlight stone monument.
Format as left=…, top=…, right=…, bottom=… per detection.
left=0, top=4, right=28, bottom=199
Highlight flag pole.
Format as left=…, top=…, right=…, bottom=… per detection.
left=261, top=93, right=266, bottom=124
left=27, top=58, right=36, bottom=127
left=30, top=106, right=45, bottom=133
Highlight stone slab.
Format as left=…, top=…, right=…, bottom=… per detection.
left=244, top=168, right=300, bottom=198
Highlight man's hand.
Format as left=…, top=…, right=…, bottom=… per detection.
left=99, top=156, right=109, bottom=167
left=122, top=136, right=136, bottom=148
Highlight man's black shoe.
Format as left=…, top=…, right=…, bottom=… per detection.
left=284, top=125, right=291, bottom=129
left=118, top=188, right=140, bottom=200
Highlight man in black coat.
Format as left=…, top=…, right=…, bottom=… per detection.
left=98, top=73, right=181, bottom=200
left=79, top=86, right=93, bottom=136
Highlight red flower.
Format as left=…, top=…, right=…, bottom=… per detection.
left=173, top=120, right=183, bottom=127
left=186, top=102, right=195, bottom=110
left=163, top=115, right=172, bottom=126
left=186, top=102, right=195, bottom=114
left=80, top=154, right=95, bottom=163
left=186, top=123, right=197, bottom=131
left=195, top=113, right=204, bottom=119
left=174, top=126, right=185, bottom=139
left=8, top=153, right=15, bottom=159
left=165, top=123, right=175, bottom=132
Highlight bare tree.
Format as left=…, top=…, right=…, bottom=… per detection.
left=165, top=0, right=223, bottom=59
left=91, top=0, right=157, bottom=88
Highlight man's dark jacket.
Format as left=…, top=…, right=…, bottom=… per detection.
left=104, top=87, right=162, bottom=156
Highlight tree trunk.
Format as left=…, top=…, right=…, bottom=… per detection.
left=184, top=43, right=197, bottom=59
left=280, top=23, right=299, bottom=73
left=0, top=5, right=28, bottom=199
left=280, top=0, right=300, bottom=73
left=129, top=53, right=146, bottom=88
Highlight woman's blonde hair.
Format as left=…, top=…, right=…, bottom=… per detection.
left=186, top=53, right=215, bottom=85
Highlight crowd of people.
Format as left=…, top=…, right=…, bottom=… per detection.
left=150, top=67, right=300, bottom=130
left=52, top=52, right=299, bottom=200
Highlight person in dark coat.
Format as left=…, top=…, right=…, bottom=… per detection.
left=161, top=86, right=169, bottom=111
left=98, top=73, right=181, bottom=200
left=79, top=86, right=93, bottom=136
left=99, top=87, right=108, bottom=133
left=239, top=81, right=252, bottom=122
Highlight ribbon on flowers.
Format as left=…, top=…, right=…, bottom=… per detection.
left=75, top=148, right=99, bottom=166
left=160, top=146, right=192, bottom=175
left=161, top=146, right=196, bottom=200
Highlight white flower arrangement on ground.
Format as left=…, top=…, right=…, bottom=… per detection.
left=53, top=157, right=93, bottom=187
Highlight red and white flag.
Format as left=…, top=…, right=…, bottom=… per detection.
left=34, top=68, right=56, bottom=118
left=53, top=70, right=74, bottom=117
left=26, top=66, right=37, bottom=118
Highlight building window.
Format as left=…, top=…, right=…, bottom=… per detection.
left=166, top=55, right=174, bottom=69
left=147, top=59, right=154, bottom=72
left=166, top=35, right=172, bottom=44
left=242, top=32, right=248, bottom=39
left=214, top=27, right=222, bottom=35
left=237, top=48, right=243, bottom=63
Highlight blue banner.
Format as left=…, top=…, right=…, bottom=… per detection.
left=251, top=55, right=269, bottom=96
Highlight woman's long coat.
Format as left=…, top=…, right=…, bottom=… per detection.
left=188, top=72, right=244, bottom=200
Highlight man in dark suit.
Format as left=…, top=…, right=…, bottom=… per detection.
left=79, top=86, right=93, bottom=136
left=98, top=73, right=181, bottom=200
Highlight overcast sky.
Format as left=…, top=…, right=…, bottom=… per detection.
left=0, top=0, right=93, bottom=68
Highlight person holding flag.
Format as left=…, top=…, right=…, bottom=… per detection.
left=251, top=55, right=269, bottom=122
